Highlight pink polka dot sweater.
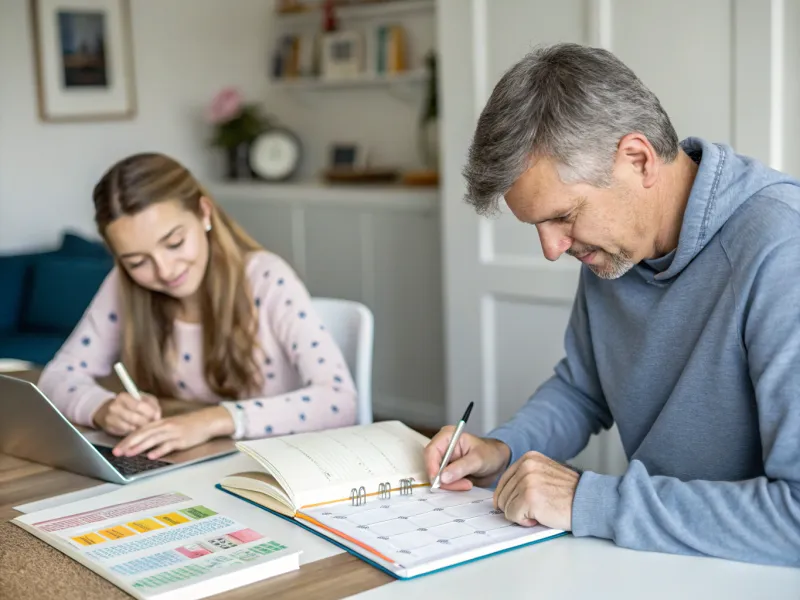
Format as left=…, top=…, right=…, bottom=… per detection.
left=38, top=251, right=358, bottom=439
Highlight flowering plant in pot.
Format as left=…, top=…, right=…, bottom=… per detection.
left=206, top=87, right=270, bottom=179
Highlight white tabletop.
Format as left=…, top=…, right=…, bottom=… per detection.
left=345, top=535, right=800, bottom=600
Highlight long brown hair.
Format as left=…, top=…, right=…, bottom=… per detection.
left=93, top=152, right=265, bottom=400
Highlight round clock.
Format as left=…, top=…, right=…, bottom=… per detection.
left=249, top=128, right=302, bottom=181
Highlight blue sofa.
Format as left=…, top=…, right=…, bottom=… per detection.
left=0, top=232, right=113, bottom=366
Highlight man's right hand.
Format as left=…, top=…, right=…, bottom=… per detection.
left=423, top=426, right=512, bottom=490
left=93, top=392, right=162, bottom=436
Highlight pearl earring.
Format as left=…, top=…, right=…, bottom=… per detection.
left=205, top=223, right=212, bottom=232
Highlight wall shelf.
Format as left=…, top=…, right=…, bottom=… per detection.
left=276, top=0, right=435, bottom=25
left=270, top=68, right=427, bottom=90
left=209, top=180, right=439, bottom=213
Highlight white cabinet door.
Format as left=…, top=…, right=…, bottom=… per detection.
left=437, top=0, right=787, bottom=475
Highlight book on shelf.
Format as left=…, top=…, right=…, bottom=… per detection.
left=217, top=420, right=567, bottom=580
left=11, top=488, right=300, bottom=600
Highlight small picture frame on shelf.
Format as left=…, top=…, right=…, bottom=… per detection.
left=330, top=143, right=368, bottom=170
left=320, top=30, right=363, bottom=79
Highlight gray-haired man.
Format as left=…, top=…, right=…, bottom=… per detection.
left=424, top=43, right=800, bottom=567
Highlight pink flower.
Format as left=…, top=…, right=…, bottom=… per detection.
left=207, top=87, right=243, bottom=124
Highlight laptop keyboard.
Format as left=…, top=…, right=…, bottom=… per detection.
left=92, top=445, right=172, bottom=476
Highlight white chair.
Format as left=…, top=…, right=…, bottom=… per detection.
left=310, top=297, right=374, bottom=425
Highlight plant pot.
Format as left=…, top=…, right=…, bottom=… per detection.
left=225, top=142, right=253, bottom=180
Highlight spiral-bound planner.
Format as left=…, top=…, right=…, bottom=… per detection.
left=216, top=421, right=567, bottom=579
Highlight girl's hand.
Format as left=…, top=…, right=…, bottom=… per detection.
left=112, top=406, right=235, bottom=460
left=93, top=392, right=161, bottom=436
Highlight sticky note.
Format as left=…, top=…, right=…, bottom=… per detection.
left=71, top=532, right=106, bottom=546
left=179, top=505, right=217, bottom=520
left=155, top=512, right=190, bottom=526
left=98, top=525, right=136, bottom=540
left=127, top=518, right=165, bottom=533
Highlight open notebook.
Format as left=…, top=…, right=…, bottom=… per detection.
left=217, top=421, right=567, bottom=579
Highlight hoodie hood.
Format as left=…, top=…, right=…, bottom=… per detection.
left=638, top=137, right=799, bottom=283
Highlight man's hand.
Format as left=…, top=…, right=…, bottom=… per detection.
left=93, top=392, right=161, bottom=436
left=423, top=426, right=512, bottom=490
left=112, top=406, right=235, bottom=460
left=494, top=451, right=580, bottom=531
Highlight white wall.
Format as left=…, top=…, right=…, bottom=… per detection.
left=0, top=0, right=273, bottom=253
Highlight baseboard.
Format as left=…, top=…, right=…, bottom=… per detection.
left=372, top=394, right=445, bottom=431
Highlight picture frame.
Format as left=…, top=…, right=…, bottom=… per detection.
left=329, top=143, right=368, bottom=170
left=30, top=0, right=137, bottom=122
left=320, top=30, right=363, bottom=80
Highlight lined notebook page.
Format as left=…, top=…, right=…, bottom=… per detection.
left=236, top=421, right=430, bottom=507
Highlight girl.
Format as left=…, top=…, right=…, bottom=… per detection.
left=38, top=152, right=358, bottom=460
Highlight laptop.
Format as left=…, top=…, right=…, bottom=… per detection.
left=0, top=373, right=237, bottom=484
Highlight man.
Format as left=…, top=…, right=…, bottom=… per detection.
left=424, top=42, right=800, bottom=567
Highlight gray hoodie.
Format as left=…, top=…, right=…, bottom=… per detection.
left=488, top=137, right=800, bottom=566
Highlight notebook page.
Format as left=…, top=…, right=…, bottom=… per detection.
left=301, top=486, right=564, bottom=578
left=236, top=421, right=430, bottom=508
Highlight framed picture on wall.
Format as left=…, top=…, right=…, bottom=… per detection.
left=29, top=0, right=137, bottom=122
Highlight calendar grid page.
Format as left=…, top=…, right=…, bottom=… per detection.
left=302, top=486, right=560, bottom=571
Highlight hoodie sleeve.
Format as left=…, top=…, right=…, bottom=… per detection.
left=37, top=269, right=122, bottom=426
left=570, top=236, right=800, bottom=567
left=230, top=254, right=358, bottom=439
left=486, top=270, right=614, bottom=465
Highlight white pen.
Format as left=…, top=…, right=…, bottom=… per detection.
left=431, top=401, right=474, bottom=490
left=114, top=361, right=141, bottom=401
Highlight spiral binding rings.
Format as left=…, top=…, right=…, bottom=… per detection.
left=400, top=477, right=415, bottom=496
left=350, top=486, right=367, bottom=506
left=349, top=478, right=415, bottom=506
left=378, top=482, right=391, bottom=499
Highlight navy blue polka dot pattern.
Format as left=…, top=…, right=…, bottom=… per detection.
left=264, top=270, right=270, bottom=278
left=178, top=381, right=187, bottom=389
left=334, top=375, right=342, bottom=383
left=267, top=373, right=275, bottom=379
left=312, top=341, right=319, bottom=348
left=286, top=299, right=293, bottom=306
left=285, top=397, right=291, bottom=402
left=277, top=278, right=284, bottom=285
left=299, top=413, right=306, bottom=421
left=68, top=386, right=76, bottom=393
left=333, top=387, right=340, bottom=393
left=80, top=361, right=87, bottom=368
left=289, top=430, right=295, bottom=435
left=81, top=336, right=90, bottom=346
left=265, top=425, right=273, bottom=433
left=183, top=353, right=191, bottom=362
left=109, top=312, right=118, bottom=322
left=298, top=311, right=306, bottom=319
left=306, top=379, right=312, bottom=386
left=292, top=343, right=298, bottom=351
left=331, top=405, right=339, bottom=413
left=318, top=358, right=325, bottom=364
left=320, top=325, right=325, bottom=330
left=255, top=400, right=263, bottom=407
left=265, top=357, right=272, bottom=365
left=236, top=403, right=243, bottom=409
left=67, top=365, right=74, bottom=372
left=302, top=395, right=311, bottom=402
left=255, top=297, right=261, bottom=308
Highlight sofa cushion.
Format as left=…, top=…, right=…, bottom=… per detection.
left=0, top=254, right=28, bottom=332
left=21, top=255, right=113, bottom=333
left=0, top=333, right=67, bottom=366
left=59, top=231, right=111, bottom=259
